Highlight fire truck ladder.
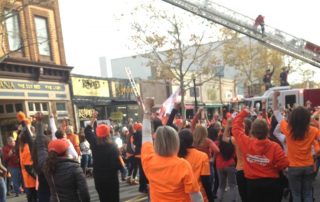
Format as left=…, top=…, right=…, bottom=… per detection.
left=125, top=67, right=145, bottom=110
left=160, top=0, right=320, bottom=68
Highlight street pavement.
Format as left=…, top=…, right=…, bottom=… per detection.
left=7, top=175, right=320, bottom=202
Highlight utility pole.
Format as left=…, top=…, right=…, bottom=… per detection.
left=193, top=77, right=198, bottom=113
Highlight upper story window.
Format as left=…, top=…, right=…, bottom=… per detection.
left=4, top=10, right=22, bottom=51
left=34, top=16, right=51, bottom=56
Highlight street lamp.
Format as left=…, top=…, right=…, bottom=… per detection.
left=192, top=74, right=198, bottom=113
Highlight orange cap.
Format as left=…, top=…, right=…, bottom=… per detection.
left=96, top=124, right=110, bottom=138
left=133, top=123, right=142, bottom=132
left=17, top=111, right=26, bottom=123
left=48, top=139, right=69, bottom=155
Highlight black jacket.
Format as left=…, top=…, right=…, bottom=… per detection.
left=47, top=158, right=90, bottom=202
left=84, top=125, right=121, bottom=179
left=35, top=122, right=90, bottom=202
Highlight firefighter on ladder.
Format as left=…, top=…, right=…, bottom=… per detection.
left=254, top=15, right=265, bottom=35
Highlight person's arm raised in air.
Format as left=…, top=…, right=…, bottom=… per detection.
left=34, top=112, right=48, bottom=170
left=84, top=111, right=98, bottom=147
left=166, top=103, right=180, bottom=127
left=191, top=108, right=203, bottom=132
left=231, top=109, right=251, bottom=153
left=142, top=98, right=154, bottom=144
left=49, top=113, right=58, bottom=140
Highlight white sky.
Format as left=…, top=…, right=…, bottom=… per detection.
left=59, top=0, right=320, bottom=80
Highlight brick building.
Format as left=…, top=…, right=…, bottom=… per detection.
left=0, top=0, right=74, bottom=144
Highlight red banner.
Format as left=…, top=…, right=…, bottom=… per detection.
left=305, top=42, right=320, bottom=55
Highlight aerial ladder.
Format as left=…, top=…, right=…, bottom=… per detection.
left=160, top=0, right=320, bottom=68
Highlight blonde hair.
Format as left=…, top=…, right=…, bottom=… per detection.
left=154, top=126, right=179, bottom=157
left=66, top=126, right=74, bottom=134
left=193, top=125, right=208, bottom=147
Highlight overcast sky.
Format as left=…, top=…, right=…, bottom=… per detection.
left=59, top=0, right=320, bottom=80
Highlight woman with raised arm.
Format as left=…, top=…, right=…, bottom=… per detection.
left=35, top=112, right=90, bottom=202
left=141, top=98, right=204, bottom=202
left=84, top=111, right=122, bottom=202
left=273, top=91, right=320, bottom=202
left=232, top=107, right=289, bottom=202
left=216, top=118, right=237, bottom=202
left=49, top=114, right=78, bottom=160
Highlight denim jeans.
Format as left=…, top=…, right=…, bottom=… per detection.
left=81, top=154, right=92, bottom=169
left=0, top=177, right=6, bottom=202
left=8, top=167, right=22, bottom=195
left=288, top=166, right=314, bottom=202
left=217, top=165, right=237, bottom=202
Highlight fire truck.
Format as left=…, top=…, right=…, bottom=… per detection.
left=243, top=86, right=320, bottom=111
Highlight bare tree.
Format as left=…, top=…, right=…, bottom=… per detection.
left=128, top=0, right=224, bottom=116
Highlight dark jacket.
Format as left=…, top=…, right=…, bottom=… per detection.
left=84, top=125, right=121, bottom=178
left=35, top=122, right=90, bottom=202
left=133, top=131, right=142, bottom=156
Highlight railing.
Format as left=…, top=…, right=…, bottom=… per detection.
left=161, top=0, right=320, bottom=67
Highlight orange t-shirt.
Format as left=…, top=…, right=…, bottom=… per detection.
left=185, top=148, right=210, bottom=202
left=19, top=144, right=36, bottom=188
left=280, top=120, right=320, bottom=167
left=141, top=142, right=200, bottom=202
left=67, top=133, right=80, bottom=155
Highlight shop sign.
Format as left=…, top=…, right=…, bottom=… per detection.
left=110, top=112, right=123, bottom=121
left=0, top=80, right=65, bottom=91
left=111, top=81, right=138, bottom=100
left=72, top=77, right=109, bottom=97
left=78, top=108, right=94, bottom=119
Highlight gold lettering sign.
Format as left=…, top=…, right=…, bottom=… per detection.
left=72, top=77, right=109, bottom=97
left=78, top=108, right=94, bottom=119
left=0, top=81, right=14, bottom=89
left=116, top=87, right=134, bottom=96
left=0, top=80, right=65, bottom=91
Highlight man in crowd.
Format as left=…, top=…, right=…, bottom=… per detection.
left=3, top=136, right=22, bottom=197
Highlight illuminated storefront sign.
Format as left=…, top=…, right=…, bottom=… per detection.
left=78, top=108, right=94, bottom=119
left=72, top=77, right=109, bottom=97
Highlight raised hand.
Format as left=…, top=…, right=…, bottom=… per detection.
left=144, top=97, right=154, bottom=111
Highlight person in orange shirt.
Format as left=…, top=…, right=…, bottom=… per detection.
left=273, top=91, right=320, bottom=202
left=141, top=98, right=203, bottom=202
left=178, top=129, right=214, bottom=202
left=232, top=108, right=289, bottom=202
left=18, top=120, right=37, bottom=202
left=66, top=126, right=81, bottom=156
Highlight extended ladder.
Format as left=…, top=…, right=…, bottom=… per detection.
left=125, top=67, right=145, bottom=110
left=160, top=0, right=320, bottom=68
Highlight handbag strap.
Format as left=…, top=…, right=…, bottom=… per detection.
left=51, top=175, right=60, bottom=202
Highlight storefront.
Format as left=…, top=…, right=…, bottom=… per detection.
left=71, top=75, right=141, bottom=128
left=108, top=79, right=141, bottom=124
left=71, top=75, right=110, bottom=129
left=0, top=78, right=73, bottom=145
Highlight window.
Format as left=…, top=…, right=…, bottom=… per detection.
left=28, top=102, right=34, bottom=111
left=189, top=87, right=200, bottom=97
left=0, top=105, right=4, bottom=114
left=56, top=103, right=66, bottom=111
left=42, top=103, right=48, bottom=111
left=34, top=16, right=50, bottom=56
left=15, top=103, right=23, bottom=112
left=4, top=10, right=21, bottom=51
left=5, top=104, right=14, bottom=113
left=285, top=95, right=296, bottom=108
left=35, top=103, right=41, bottom=111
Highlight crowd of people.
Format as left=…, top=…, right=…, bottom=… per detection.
left=0, top=90, right=319, bottom=202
